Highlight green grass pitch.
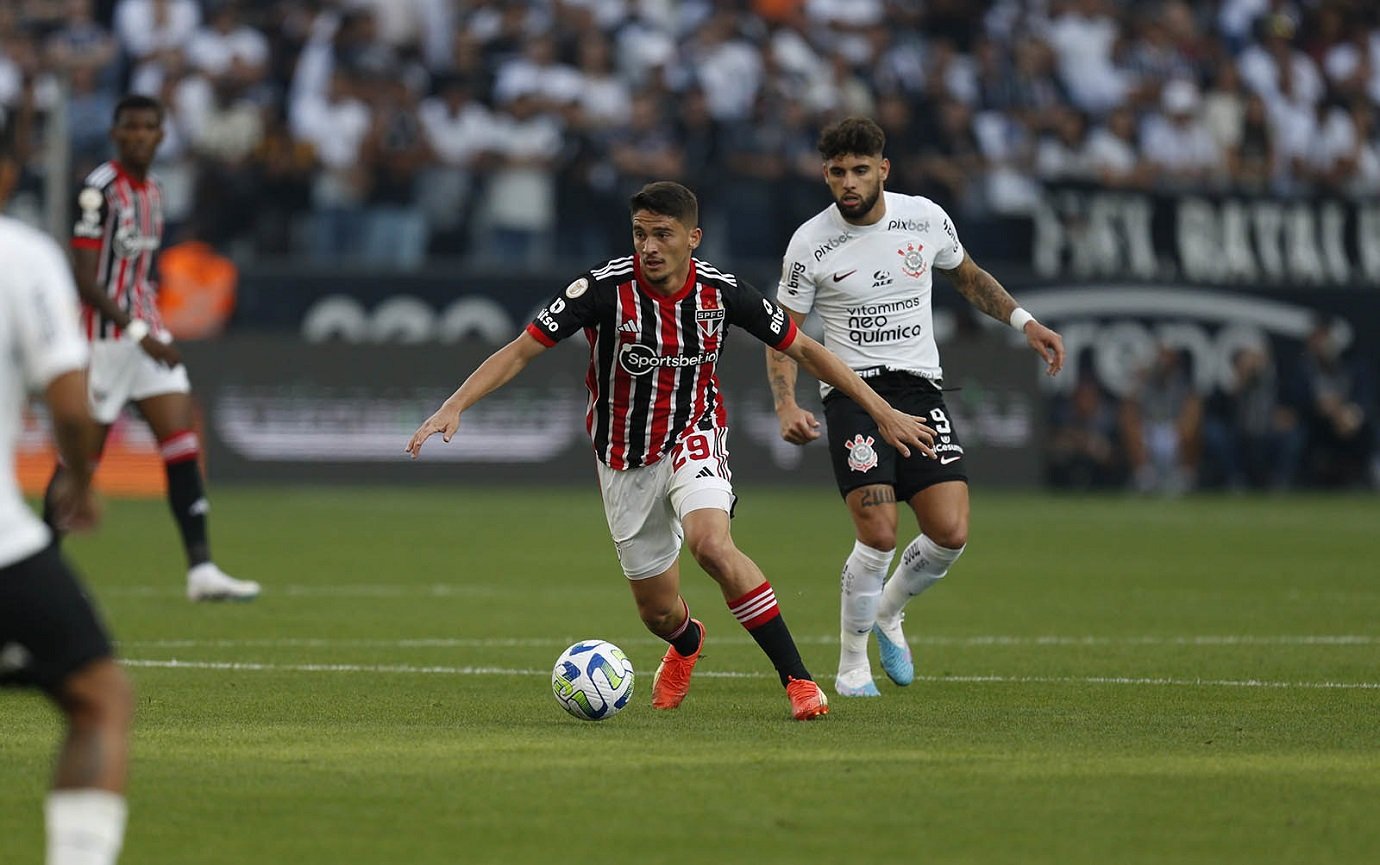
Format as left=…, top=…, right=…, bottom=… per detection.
left=2, top=486, right=1378, bottom=864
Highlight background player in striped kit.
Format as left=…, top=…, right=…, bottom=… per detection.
left=44, top=94, right=259, bottom=602
left=768, top=117, right=1065, bottom=697
left=0, top=121, right=133, bottom=865
left=407, top=181, right=936, bottom=720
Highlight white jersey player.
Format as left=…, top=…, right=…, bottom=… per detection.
left=766, top=117, right=1065, bottom=698
left=0, top=132, right=133, bottom=865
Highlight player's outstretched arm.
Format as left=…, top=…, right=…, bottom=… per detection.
left=405, top=331, right=547, bottom=458
left=784, top=332, right=936, bottom=458
left=939, top=253, right=1066, bottom=377
left=765, top=308, right=820, bottom=445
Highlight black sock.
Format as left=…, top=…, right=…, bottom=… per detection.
left=746, top=616, right=811, bottom=687
left=165, top=459, right=210, bottom=567
left=669, top=618, right=702, bottom=657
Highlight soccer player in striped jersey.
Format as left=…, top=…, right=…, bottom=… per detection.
left=408, top=181, right=936, bottom=720
left=44, top=94, right=259, bottom=602
left=0, top=120, right=133, bottom=865
left=767, top=117, right=1065, bottom=697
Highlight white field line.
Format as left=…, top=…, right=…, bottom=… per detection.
left=99, top=584, right=1380, bottom=603
left=119, top=658, right=1380, bottom=690
left=116, top=634, right=1380, bottom=649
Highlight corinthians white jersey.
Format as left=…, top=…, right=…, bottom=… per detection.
left=776, top=191, right=964, bottom=395
left=0, top=217, right=88, bottom=568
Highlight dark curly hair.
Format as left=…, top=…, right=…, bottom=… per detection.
left=817, top=117, right=886, bottom=160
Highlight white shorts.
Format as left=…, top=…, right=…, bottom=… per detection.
left=596, top=428, right=736, bottom=580
left=88, top=338, right=191, bottom=424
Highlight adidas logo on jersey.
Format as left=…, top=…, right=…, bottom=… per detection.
left=694, top=467, right=714, bottom=479
left=617, top=320, right=639, bottom=334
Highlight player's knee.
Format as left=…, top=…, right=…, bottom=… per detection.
left=928, top=518, right=968, bottom=551
left=61, top=661, right=134, bottom=731
left=856, top=525, right=897, bottom=551
left=686, top=532, right=736, bottom=578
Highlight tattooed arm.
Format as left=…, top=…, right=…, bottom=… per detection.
left=937, top=252, right=1020, bottom=323
left=765, top=307, right=822, bottom=444
left=938, top=252, right=1066, bottom=376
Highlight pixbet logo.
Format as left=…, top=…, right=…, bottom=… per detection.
left=812, top=232, right=852, bottom=261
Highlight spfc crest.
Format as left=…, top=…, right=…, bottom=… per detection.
left=897, top=242, right=926, bottom=278
left=845, top=434, right=878, bottom=472
left=696, top=307, right=725, bottom=337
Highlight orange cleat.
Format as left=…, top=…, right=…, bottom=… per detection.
left=786, top=677, right=830, bottom=720
left=651, top=618, right=704, bottom=710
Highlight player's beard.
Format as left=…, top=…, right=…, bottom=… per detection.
left=835, top=185, right=881, bottom=221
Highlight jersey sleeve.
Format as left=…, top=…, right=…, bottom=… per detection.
left=525, top=272, right=600, bottom=346
left=13, top=234, right=89, bottom=390
left=725, top=278, right=797, bottom=352
left=71, top=184, right=109, bottom=250
left=775, top=230, right=817, bottom=314
left=932, top=203, right=966, bottom=270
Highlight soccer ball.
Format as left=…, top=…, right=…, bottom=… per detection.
left=551, top=640, right=635, bottom=721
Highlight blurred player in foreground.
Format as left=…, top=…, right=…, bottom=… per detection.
left=0, top=122, right=133, bottom=865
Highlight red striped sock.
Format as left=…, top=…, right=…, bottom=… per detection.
left=158, top=430, right=199, bottom=465
left=727, top=581, right=807, bottom=685
left=727, top=581, right=780, bottom=629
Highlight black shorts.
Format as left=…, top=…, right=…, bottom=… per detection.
left=824, top=370, right=968, bottom=501
left=0, top=543, right=114, bottom=696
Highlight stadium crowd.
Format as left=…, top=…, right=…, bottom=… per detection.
left=2, top=0, right=1377, bottom=491
left=1, top=0, right=1379, bottom=267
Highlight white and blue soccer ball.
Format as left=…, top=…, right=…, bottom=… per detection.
left=551, top=640, right=635, bottom=721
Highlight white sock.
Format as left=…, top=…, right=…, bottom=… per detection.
left=877, top=535, right=965, bottom=624
left=46, top=790, right=127, bottom=865
left=839, top=540, right=894, bottom=671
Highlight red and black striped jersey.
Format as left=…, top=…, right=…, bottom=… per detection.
left=70, top=160, right=165, bottom=341
left=526, top=255, right=798, bottom=470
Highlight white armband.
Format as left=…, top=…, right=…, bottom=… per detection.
left=1009, top=307, right=1035, bottom=333
left=124, top=319, right=150, bottom=343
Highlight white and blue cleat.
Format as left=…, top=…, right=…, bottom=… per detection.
left=834, top=667, right=881, bottom=698
left=873, top=616, right=914, bottom=686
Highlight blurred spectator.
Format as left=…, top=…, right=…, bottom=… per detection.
left=249, top=109, right=316, bottom=255
left=492, top=33, right=581, bottom=114
left=0, top=0, right=1378, bottom=269
left=417, top=75, right=492, bottom=257
left=1085, top=105, right=1151, bottom=188
left=295, top=68, right=372, bottom=264
left=1322, top=21, right=1380, bottom=105
left=1239, top=13, right=1324, bottom=114
left=66, top=65, right=118, bottom=170
left=1122, top=344, right=1204, bottom=495
left=1033, top=104, right=1093, bottom=182
left=1047, top=374, right=1127, bottom=490
left=1231, top=92, right=1276, bottom=190
left=1289, top=316, right=1377, bottom=488
left=1045, top=0, right=1130, bottom=113
left=1141, top=78, right=1225, bottom=188
left=1201, top=344, right=1302, bottom=490
left=43, top=0, right=118, bottom=90
left=185, top=1, right=270, bottom=89
left=360, top=73, right=431, bottom=269
left=477, top=90, right=562, bottom=265
left=608, top=92, right=684, bottom=198
left=116, top=0, right=200, bottom=97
